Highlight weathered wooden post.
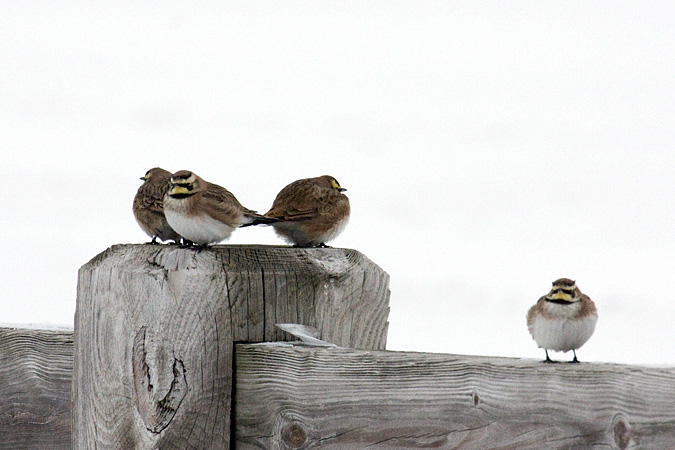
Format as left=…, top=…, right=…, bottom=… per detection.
left=0, top=327, right=73, bottom=450
left=73, top=244, right=390, bottom=449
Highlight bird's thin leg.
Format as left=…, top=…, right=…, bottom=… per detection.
left=148, top=236, right=160, bottom=245
left=543, top=349, right=558, bottom=363
left=570, top=350, right=580, bottom=364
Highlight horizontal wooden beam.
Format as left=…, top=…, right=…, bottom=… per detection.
left=0, top=327, right=73, bottom=450
left=234, top=344, right=675, bottom=449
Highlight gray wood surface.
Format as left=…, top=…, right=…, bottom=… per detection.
left=0, top=327, right=73, bottom=450
left=73, top=244, right=390, bottom=449
left=235, top=344, right=675, bottom=449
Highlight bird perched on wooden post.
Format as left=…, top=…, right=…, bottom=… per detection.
left=261, top=175, right=350, bottom=248
left=163, top=170, right=275, bottom=247
left=527, top=278, right=598, bottom=363
left=133, top=167, right=182, bottom=244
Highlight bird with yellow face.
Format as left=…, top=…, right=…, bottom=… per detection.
left=527, top=278, right=598, bottom=363
left=263, top=175, right=350, bottom=248
left=163, top=170, right=275, bottom=247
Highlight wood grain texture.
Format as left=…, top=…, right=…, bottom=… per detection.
left=234, top=344, right=675, bottom=449
left=0, top=327, right=73, bottom=450
left=73, top=244, right=390, bottom=449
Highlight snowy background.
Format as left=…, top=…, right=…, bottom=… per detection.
left=2, top=2, right=674, bottom=365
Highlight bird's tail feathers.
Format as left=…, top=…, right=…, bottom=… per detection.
left=240, top=212, right=279, bottom=227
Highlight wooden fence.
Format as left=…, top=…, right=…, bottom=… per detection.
left=0, top=327, right=72, bottom=449
left=235, top=344, right=675, bottom=449
left=1, top=245, right=674, bottom=449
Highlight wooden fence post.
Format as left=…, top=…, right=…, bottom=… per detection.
left=72, top=244, right=390, bottom=449
left=0, top=327, right=73, bottom=450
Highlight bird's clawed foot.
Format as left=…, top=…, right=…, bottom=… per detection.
left=179, top=240, right=209, bottom=252
left=542, top=350, right=559, bottom=364
left=180, top=244, right=208, bottom=252
left=292, top=242, right=332, bottom=248
left=178, top=238, right=195, bottom=248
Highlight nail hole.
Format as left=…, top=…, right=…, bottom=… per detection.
left=471, top=389, right=480, bottom=406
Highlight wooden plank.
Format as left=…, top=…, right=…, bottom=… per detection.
left=73, top=244, right=390, bottom=449
left=0, top=327, right=73, bottom=450
left=234, top=344, right=675, bottom=449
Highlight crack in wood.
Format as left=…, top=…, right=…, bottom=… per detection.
left=132, top=326, right=188, bottom=434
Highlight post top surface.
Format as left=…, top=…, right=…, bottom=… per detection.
left=81, top=244, right=387, bottom=278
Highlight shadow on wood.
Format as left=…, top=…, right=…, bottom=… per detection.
left=73, top=244, right=390, bottom=449
left=234, top=344, right=675, bottom=449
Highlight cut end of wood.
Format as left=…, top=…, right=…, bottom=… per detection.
left=80, top=244, right=389, bottom=277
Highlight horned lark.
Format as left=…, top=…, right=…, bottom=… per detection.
left=263, top=175, right=350, bottom=247
left=163, top=170, right=274, bottom=246
left=133, top=167, right=181, bottom=244
left=527, top=278, right=598, bottom=363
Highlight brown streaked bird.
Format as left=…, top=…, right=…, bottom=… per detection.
left=163, top=170, right=274, bottom=246
left=133, top=167, right=182, bottom=244
left=527, top=278, right=598, bottom=363
left=263, top=175, right=350, bottom=248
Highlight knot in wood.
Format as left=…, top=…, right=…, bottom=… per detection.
left=281, top=423, right=307, bottom=448
left=612, top=414, right=631, bottom=450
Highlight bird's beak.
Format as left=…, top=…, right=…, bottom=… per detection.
left=140, top=177, right=146, bottom=181
left=338, top=188, right=347, bottom=192
left=549, top=291, right=574, bottom=302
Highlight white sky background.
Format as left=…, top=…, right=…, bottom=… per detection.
left=2, top=1, right=674, bottom=365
